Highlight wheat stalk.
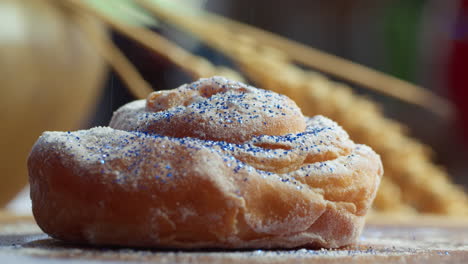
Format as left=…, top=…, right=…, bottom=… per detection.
left=71, top=6, right=154, bottom=98
left=68, top=0, right=468, bottom=214
left=129, top=2, right=467, bottom=215
left=235, top=46, right=468, bottom=215
left=64, top=0, right=243, bottom=96
left=134, top=0, right=453, bottom=119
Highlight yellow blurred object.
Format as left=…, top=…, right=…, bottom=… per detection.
left=0, top=0, right=107, bottom=207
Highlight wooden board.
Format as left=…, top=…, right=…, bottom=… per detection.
left=0, top=213, right=467, bottom=263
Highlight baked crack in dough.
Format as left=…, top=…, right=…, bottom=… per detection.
left=28, top=77, right=383, bottom=248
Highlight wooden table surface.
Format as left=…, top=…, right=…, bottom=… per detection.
left=0, top=212, right=467, bottom=264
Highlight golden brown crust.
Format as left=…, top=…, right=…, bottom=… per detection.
left=28, top=77, right=383, bottom=248
left=110, top=77, right=306, bottom=144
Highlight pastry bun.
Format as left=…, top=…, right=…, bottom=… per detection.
left=28, top=77, right=383, bottom=248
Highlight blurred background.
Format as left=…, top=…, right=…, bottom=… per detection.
left=208, top=0, right=468, bottom=183
left=92, top=0, right=468, bottom=184
left=2, top=0, right=468, bottom=213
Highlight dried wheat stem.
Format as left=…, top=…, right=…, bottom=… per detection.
left=237, top=50, right=468, bottom=215
left=65, top=0, right=211, bottom=80
left=132, top=2, right=467, bottom=214
left=68, top=0, right=245, bottom=83
left=66, top=0, right=468, bottom=215
left=99, top=36, right=154, bottom=99
left=135, top=0, right=453, bottom=119
left=72, top=9, right=153, bottom=99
